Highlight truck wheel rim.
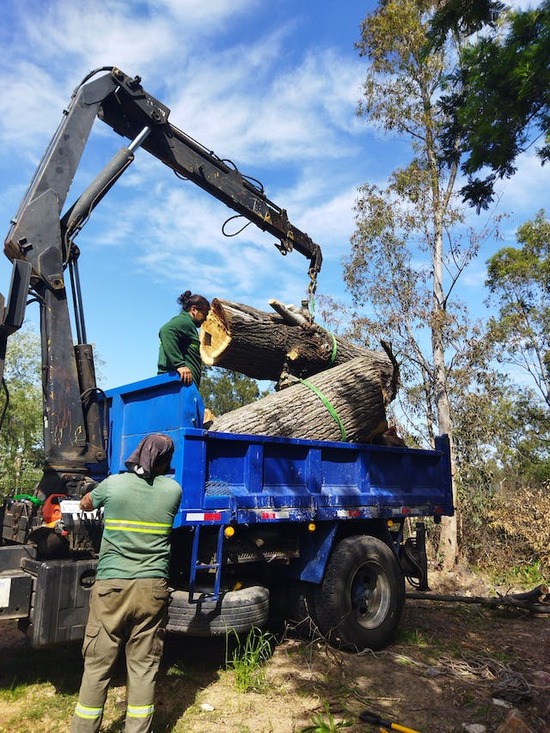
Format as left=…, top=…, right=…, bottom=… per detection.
left=350, top=562, right=391, bottom=629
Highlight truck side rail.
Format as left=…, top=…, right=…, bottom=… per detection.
left=105, top=376, right=454, bottom=528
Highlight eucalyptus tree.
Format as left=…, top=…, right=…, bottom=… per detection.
left=348, top=0, right=498, bottom=566
left=485, top=210, right=550, bottom=410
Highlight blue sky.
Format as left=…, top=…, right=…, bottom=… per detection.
left=0, top=0, right=547, bottom=390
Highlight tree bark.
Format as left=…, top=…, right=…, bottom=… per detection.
left=200, top=298, right=399, bottom=393
left=209, top=354, right=394, bottom=443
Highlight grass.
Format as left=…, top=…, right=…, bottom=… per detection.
left=1, top=680, right=27, bottom=702
left=502, top=560, right=547, bottom=588
left=225, top=627, right=275, bottom=693
left=0, top=637, right=83, bottom=733
left=165, top=659, right=189, bottom=679
left=1, top=586, right=544, bottom=733
left=300, top=703, right=352, bottom=732
left=478, top=559, right=547, bottom=590
left=395, top=625, right=449, bottom=665
left=395, top=627, right=431, bottom=647
left=0, top=684, right=79, bottom=733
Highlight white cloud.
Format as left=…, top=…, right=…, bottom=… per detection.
left=497, top=150, right=550, bottom=217
left=148, top=0, right=260, bottom=26
left=163, top=38, right=366, bottom=167
left=0, top=0, right=265, bottom=155
left=0, top=63, right=67, bottom=149
left=3, top=0, right=547, bottom=396
left=509, top=0, right=539, bottom=9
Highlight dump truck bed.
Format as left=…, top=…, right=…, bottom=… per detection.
left=106, top=375, right=454, bottom=527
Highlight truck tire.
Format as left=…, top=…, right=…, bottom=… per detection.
left=166, top=585, right=269, bottom=636
left=313, top=535, right=405, bottom=651
left=270, top=579, right=319, bottom=640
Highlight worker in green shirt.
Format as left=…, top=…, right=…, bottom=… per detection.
left=157, top=290, right=210, bottom=386
left=71, top=433, right=182, bottom=733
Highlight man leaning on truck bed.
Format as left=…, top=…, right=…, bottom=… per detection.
left=157, top=290, right=210, bottom=386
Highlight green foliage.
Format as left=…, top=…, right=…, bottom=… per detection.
left=487, top=559, right=547, bottom=590
left=459, top=460, right=550, bottom=578
left=434, top=1, right=550, bottom=208
left=463, top=493, right=549, bottom=581
left=427, top=0, right=505, bottom=43
left=0, top=327, right=43, bottom=499
left=485, top=210, right=550, bottom=408
left=301, top=703, right=352, bottom=733
left=486, top=484, right=550, bottom=575
left=452, top=375, right=521, bottom=501
left=201, top=367, right=271, bottom=417
left=352, top=2, right=550, bottom=574
left=452, top=367, right=549, bottom=567
left=225, top=627, right=274, bottom=693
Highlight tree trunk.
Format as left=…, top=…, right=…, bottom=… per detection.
left=209, top=354, right=395, bottom=443
left=200, top=298, right=399, bottom=392
left=432, top=216, right=458, bottom=571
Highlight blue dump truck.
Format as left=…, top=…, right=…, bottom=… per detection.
left=0, top=68, right=453, bottom=652
left=1, top=376, right=453, bottom=651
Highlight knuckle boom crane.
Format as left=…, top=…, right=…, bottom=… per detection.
left=0, top=66, right=323, bottom=498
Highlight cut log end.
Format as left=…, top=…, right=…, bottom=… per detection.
left=200, top=310, right=232, bottom=365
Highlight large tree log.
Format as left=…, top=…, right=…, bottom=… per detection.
left=209, top=355, right=393, bottom=443
left=200, top=298, right=398, bottom=393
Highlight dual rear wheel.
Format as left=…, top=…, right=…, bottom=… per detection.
left=313, top=535, right=405, bottom=651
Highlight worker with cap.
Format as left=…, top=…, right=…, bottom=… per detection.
left=71, top=433, right=182, bottom=733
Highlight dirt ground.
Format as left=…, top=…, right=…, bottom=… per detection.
left=0, top=568, right=549, bottom=733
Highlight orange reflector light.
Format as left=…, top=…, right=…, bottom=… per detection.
left=224, top=526, right=235, bottom=538
left=308, top=523, right=316, bottom=532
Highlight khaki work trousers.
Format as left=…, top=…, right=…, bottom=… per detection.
left=71, top=577, right=170, bottom=733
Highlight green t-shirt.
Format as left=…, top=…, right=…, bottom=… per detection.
left=91, top=472, right=182, bottom=580
left=157, top=310, right=202, bottom=385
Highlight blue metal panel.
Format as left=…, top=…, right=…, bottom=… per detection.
left=104, top=375, right=454, bottom=527
left=263, top=443, right=309, bottom=494
left=106, top=374, right=204, bottom=475
left=173, top=430, right=208, bottom=513
left=243, top=443, right=264, bottom=493
left=305, top=448, right=322, bottom=493
left=321, top=446, right=365, bottom=493
left=277, top=522, right=339, bottom=584
left=299, top=522, right=339, bottom=583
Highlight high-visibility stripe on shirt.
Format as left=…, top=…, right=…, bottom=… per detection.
left=74, top=702, right=103, bottom=720
left=127, top=703, right=155, bottom=718
left=104, top=518, right=172, bottom=534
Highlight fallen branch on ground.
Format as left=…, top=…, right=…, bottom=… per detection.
left=406, top=583, right=550, bottom=614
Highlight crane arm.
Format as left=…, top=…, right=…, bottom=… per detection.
left=0, top=66, right=323, bottom=496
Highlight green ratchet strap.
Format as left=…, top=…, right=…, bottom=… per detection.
left=328, top=332, right=338, bottom=365
left=299, top=378, right=347, bottom=441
